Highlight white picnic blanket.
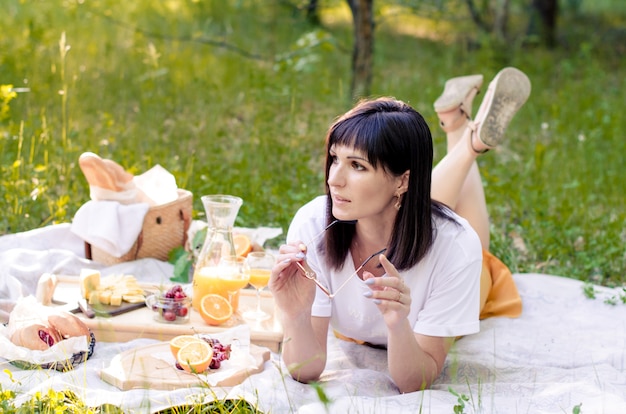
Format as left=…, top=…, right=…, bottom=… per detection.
left=1, top=224, right=625, bottom=413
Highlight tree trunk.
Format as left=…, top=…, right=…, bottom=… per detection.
left=527, top=0, right=558, bottom=48
left=306, top=0, right=320, bottom=25
left=493, top=0, right=510, bottom=41
left=347, top=0, right=374, bottom=100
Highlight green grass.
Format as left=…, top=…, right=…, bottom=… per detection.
left=1, top=0, right=625, bottom=286
left=0, top=383, right=261, bottom=413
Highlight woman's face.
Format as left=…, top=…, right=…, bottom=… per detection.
left=327, top=144, right=405, bottom=223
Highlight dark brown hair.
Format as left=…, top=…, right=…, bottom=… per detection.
left=322, top=97, right=455, bottom=271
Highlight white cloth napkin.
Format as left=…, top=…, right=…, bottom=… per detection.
left=70, top=200, right=150, bottom=257
left=133, top=164, right=179, bottom=206
left=70, top=164, right=180, bottom=257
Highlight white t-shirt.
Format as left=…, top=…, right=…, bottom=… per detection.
left=287, top=195, right=482, bottom=347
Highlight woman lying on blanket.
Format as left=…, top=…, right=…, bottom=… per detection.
left=270, top=67, right=529, bottom=393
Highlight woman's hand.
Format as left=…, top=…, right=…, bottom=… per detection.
left=269, top=241, right=317, bottom=317
left=270, top=241, right=329, bottom=383
left=363, top=254, right=411, bottom=328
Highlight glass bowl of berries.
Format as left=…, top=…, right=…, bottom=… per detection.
left=145, top=284, right=192, bottom=324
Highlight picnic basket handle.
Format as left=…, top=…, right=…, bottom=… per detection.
left=180, top=207, right=191, bottom=247
left=131, top=232, right=143, bottom=259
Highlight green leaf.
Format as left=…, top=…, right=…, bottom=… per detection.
left=582, top=282, right=596, bottom=299
left=168, top=246, right=188, bottom=264
left=191, top=227, right=208, bottom=253
left=310, top=382, right=332, bottom=407
left=171, top=254, right=192, bottom=283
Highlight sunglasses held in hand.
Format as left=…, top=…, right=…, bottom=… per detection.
left=294, top=219, right=386, bottom=298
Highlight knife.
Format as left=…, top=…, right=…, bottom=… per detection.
left=50, top=298, right=81, bottom=314
left=78, top=299, right=96, bottom=318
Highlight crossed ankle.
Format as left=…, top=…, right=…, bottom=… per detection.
left=438, top=108, right=469, bottom=133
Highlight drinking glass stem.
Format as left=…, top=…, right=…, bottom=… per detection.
left=256, top=289, right=263, bottom=315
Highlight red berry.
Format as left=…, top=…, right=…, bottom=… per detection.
left=163, top=310, right=177, bottom=321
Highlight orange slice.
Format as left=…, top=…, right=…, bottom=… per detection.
left=169, top=335, right=203, bottom=359
left=176, top=340, right=213, bottom=373
left=199, top=294, right=233, bottom=326
left=234, top=234, right=252, bottom=257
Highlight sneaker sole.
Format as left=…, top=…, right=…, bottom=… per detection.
left=478, top=68, right=531, bottom=147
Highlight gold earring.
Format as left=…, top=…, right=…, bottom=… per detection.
left=394, top=193, right=402, bottom=210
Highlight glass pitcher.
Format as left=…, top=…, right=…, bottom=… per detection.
left=192, top=194, right=243, bottom=312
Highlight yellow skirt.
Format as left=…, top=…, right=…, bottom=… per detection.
left=479, top=250, right=522, bottom=319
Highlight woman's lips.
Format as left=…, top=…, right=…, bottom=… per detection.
left=332, top=194, right=350, bottom=204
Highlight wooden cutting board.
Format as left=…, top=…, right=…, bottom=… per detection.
left=100, top=342, right=271, bottom=391
left=52, top=276, right=284, bottom=352
left=77, top=298, right=146, bottom=318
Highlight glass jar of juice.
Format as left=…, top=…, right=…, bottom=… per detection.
left=192, top=195, right=244, bottom=312
left=193, top=256, right=248, bottom=312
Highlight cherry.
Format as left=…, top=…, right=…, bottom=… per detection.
left=163, top=310, right=177, bottom=321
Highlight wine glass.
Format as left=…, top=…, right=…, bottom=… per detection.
left=217, top=255, right=250, bottom=311
left=242, top=252, right=275, bottom=321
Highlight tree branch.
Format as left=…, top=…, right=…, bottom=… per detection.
left=463, top=0, right=491, bottom=32
left=96, top=12, right=267, bottom=61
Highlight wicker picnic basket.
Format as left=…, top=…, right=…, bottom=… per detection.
left=86, top=189, right=193, bottom=265
left=9, top=331, right=97, bottom=372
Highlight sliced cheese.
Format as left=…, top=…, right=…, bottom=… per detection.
left=122, top=294, right=145, bottom=304
left=109, top=293, right=123, bottom=306
left=80, top=271, right=144, bottom=307
left=80, top=269, right=101, bottom=300
left=99, top=290, right=112, bottom=305
left=88, top=290, right=100, bottom=305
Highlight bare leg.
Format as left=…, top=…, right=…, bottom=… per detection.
left=431, top=115, right=490, bottom=249
left=431, top=67, right=531, bottom=250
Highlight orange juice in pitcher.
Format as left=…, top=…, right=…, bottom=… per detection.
left=192, top=195, right=245, bottom=313
left=193, top=256, right=249, bottom=312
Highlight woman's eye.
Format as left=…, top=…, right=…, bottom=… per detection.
left=351, top=161, right=365, bottom=171
left=330, top=154, right=338, bottom=163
